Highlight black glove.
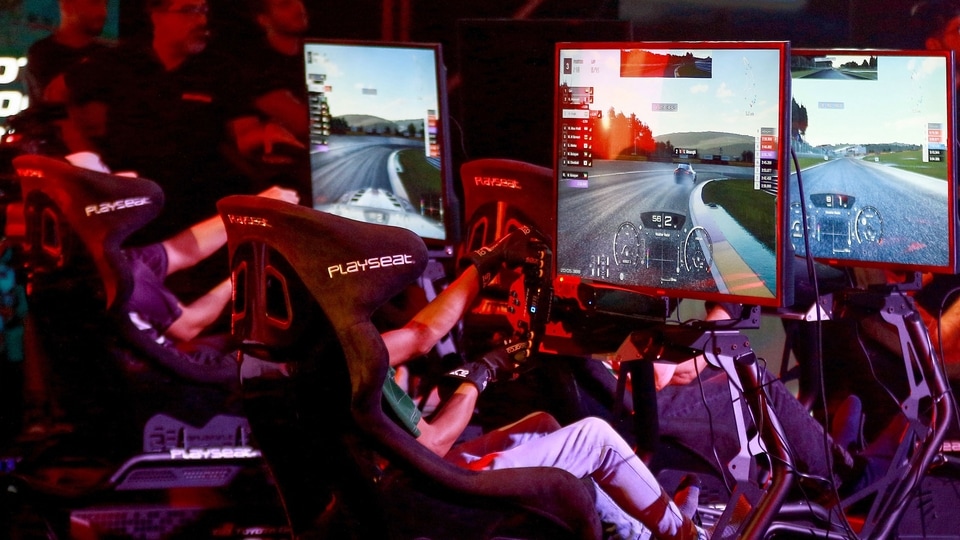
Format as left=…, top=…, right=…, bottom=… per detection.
left=445, top=333, right=534, bottom=392
left=462, top=226, right=549, bottom=287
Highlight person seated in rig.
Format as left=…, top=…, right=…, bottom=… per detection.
left=370, top=226, right=706, bottom=540
left=125, top=183, right=299, bottom=388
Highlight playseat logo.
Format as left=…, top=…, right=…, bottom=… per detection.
left=942, top=440, right=960, bottom=453
left=85, top=197, right=153, bottom=216
left=328, top=253, right=417, bottom=278
left=473, top=176, right=522, bottom=190
left=225, top=214, right=271, bottom=228
left=168, top=446, right=262, bottom=460
left=15, top=168, right=43, bottom=178
left=505, top=341, right=526, bottom=354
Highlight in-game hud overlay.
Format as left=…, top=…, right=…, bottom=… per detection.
left=555, top=45, right=786, bottom=303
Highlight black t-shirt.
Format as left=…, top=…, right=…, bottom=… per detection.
left=65, top=43, right=254, bottom=176
left=24, top=35, right=110, bottom=106
left=65, top=43, right=258, bottom=240
left=235, top=40, right=307, bottom=105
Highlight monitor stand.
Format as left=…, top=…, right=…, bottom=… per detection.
left=417, top=252, right=458, bottom=359
left=613, top=306, right=797, bottom=539
left=827, top=273, right=954, bottom=538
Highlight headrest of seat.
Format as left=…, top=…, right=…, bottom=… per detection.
left=458, top=157, right=554, bottom=248
left=459, top=158, right=552, bottom=216
left=13, top=154, right=163, bottom=309
left=218, top=195, right=428, bottom=330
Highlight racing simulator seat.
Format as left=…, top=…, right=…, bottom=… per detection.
left=456, top=158, right=652, bottom=446
left=622, top=284, right=958, bottom=539
left=8, top=155, right=282, bottom=539
left=765, top=281, right=957, bottom=538
left=454, top=157, right=958, bottom=538
left=219, top=194, right=601, bottom=539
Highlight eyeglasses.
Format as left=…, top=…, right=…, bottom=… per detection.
left=158, top=4, right=209, bottom=16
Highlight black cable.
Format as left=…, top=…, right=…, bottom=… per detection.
left=851, top=297, right=910, bottom=409
left=446, top=114, right=471, bottom=163
left=792, top=148, right=860, bottom=538
left=692, top=360, right=733, bottom=494
left=934, top=286, right=960, bottom=434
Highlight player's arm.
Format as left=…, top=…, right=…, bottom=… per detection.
left=162, top=186, right=299, bottom=275
left=165, top=278, right=232, bottom=342
left=415, top=384, right=480, bottom=457
left=410, top=341, right=530, bottom=457
left=254, top=89, right=309, bottom=140
left=382, top=266, right=482, bottom=367
left=382, top=226, right=548, bottom=367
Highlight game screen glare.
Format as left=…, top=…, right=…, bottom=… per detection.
left=554, top=43, right=790, bottom=306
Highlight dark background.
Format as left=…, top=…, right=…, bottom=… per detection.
left=54, top=0, right=938, bottom=168
left=115, top=0, right=929, bottom=85
left=161, top=0, right=922, bottom=168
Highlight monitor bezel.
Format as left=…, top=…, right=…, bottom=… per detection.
left=552, top=40, right=794, bottom=308
left=300, top=38, right=460, bottom=254
left=790, top=47, right=958, bottom=275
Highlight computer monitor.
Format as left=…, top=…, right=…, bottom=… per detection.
left=789, top=49, right=958, bottom=274
left=553, top=41, right=793, bottom=307
left=302, top=39, right=459, bottom=251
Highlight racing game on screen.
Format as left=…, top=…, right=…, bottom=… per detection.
left=554, top=44, right=789, bottom=306
left=790, top=50, right=956, bottom=273
left=303, top=40, right=448, bottom=243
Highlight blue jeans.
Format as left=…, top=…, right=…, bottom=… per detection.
left=657, top=367, right=840, bottom=483
left=657, top=366, right=900, bottom=493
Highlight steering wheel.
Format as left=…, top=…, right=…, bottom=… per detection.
left=462, top=242, right=554, bottom=372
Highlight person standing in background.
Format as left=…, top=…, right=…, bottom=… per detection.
left=62, top=0, right=304, bottom=300
left=24, top=0, right=111, bottom=108
left=213, top=0, right=313, bottom=202
left=8, top=0, right=112, bottom=157
left=241, top=0, right=310, bottom=140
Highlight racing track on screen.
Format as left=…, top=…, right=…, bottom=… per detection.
left=557, top=159, right=777, bottom=300
left=308, top=134, right=445, bottom=239
left=789, top=157, right=949, bottom=267
left=310, top=135, right=419, bottom=203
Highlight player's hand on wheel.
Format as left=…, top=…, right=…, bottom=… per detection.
left=477, top=331, right=534, bottom=382
left=445, top=332, right=534, bottom=392
left=463, top=225, right=550, bottom=286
